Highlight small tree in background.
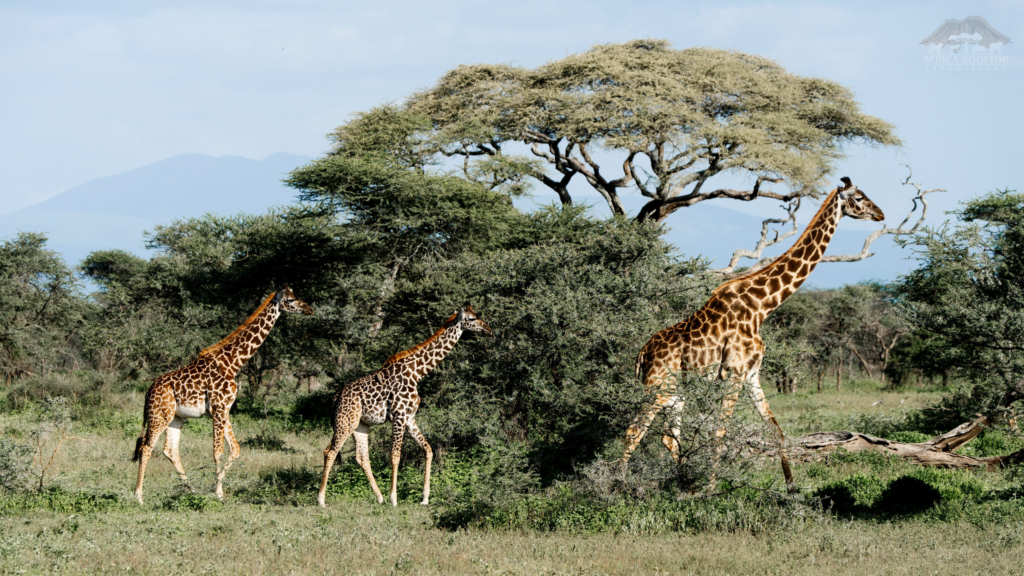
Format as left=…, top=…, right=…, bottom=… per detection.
left=893, top=188, right=1024, bottom=424
left=0, top=233, right=89, bottom=383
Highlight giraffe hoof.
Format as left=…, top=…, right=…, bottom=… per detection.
left=135, top=493, right=144, bottom=505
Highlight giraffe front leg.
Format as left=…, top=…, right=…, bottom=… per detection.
left=162, top=416, right=191, bottom=489
left=211, top=406, right=233, bottom=499
left=388, top=418, right=406, bottom=507
left=406, top=419, right=432, bottom=505
left=748, top=373, right=796, bottom=491
left=714, top=378, right=743, bottom=439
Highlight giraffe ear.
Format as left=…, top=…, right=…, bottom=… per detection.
left=272, top=290, right=286, bottom=304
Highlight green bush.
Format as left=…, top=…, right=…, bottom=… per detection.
left=0, top=488, right=123, bottom=515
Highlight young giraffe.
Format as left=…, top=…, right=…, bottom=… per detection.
left=132, top=286, right=313, bottom=504
left=317, top=304, right=492, bottom=508
left=623, top=177, right=884, bottom=488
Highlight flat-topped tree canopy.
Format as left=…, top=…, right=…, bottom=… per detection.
left=408, top=39, right=901, bottom=223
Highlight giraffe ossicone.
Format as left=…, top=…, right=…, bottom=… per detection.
left=317, top=304, right=492, bottom=508
left=622, top=177, right=885, bottom=490
left=131, top=286, right=313, bottom=504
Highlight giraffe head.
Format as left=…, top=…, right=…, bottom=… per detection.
left=450, top=303, right=492, bottom=335
left=838, top=176, right=885, bottom=222
left=272, top=285, right=314, bottom=315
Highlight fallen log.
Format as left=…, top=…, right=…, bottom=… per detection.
left=789, top=416, right=1024, bottom=471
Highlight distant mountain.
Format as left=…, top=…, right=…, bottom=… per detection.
left=0, top=153, right=311, bottom=267
left=0, top=153, right=917, bottom=288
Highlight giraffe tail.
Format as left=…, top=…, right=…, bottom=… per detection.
left=635, top=347, right=647, bottom=381
left=131, top=388, right=151, bottom=462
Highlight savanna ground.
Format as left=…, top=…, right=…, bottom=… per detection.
left=3, top=375, right=1024, bottom=575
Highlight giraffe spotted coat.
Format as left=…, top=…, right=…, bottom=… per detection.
left=131, top=287, right=313, bottom=504
left=317, top=304, right=492, bottom=507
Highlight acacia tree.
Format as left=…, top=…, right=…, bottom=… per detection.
left=408, top=39, right=907, bottom=270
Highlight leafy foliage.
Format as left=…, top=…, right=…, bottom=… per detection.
left=409, top=39, right=900, bottom=222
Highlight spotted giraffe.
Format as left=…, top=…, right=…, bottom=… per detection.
left=132, top=286, right=313, bottom=504
left=317, top=304, right=492, bottom=507
left=623, top=177, right=884, bottom=489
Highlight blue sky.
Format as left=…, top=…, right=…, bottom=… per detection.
left=1, top=1, right=1021, bottom=260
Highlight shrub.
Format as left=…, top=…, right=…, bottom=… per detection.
left=163, top=491, right=224, bottom=512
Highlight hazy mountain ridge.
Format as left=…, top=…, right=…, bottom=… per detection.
left=0, top=153, right=311, bottom=266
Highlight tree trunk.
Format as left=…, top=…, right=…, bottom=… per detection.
left=836, top=358, right=843, bottom=391
left=850, top=346, right=873, bottom=379
left=789, top=416, right=1024, bottom=471
left=817, top=369, right=824, bottom=392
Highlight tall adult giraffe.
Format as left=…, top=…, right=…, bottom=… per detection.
left=317, top=304, right=492, bottom=508
left=623, top=177, right=884, bottom=488
left=132, top=286, right=313, bottom=503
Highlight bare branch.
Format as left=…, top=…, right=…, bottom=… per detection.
left=716, top=199, right=801, bottom=276
left=712, top=166, right=943, bottom=277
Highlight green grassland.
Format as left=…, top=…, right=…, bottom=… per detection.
left=3, top=375, right=1024, bottom=575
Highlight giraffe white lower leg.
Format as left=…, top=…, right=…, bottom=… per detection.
left=406, top=420, right=432, bottom=505
left=163, top=417, right=189, bottom=486
left=354, top=424, right=384, bottom=504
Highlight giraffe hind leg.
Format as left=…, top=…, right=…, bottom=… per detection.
left=162, top=416, right=191, bottom=489
left=134, top=389, right=175, bottom=505
left=623, top=390, right=679, bottom=463
left=318, top=406, right=360, bottom=508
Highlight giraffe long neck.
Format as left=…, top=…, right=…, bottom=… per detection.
left=385, top=323, right=464, bottom=380
left=731, top=188, right=843, bottom=322
left=200, top=294, right=282, bottom=379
